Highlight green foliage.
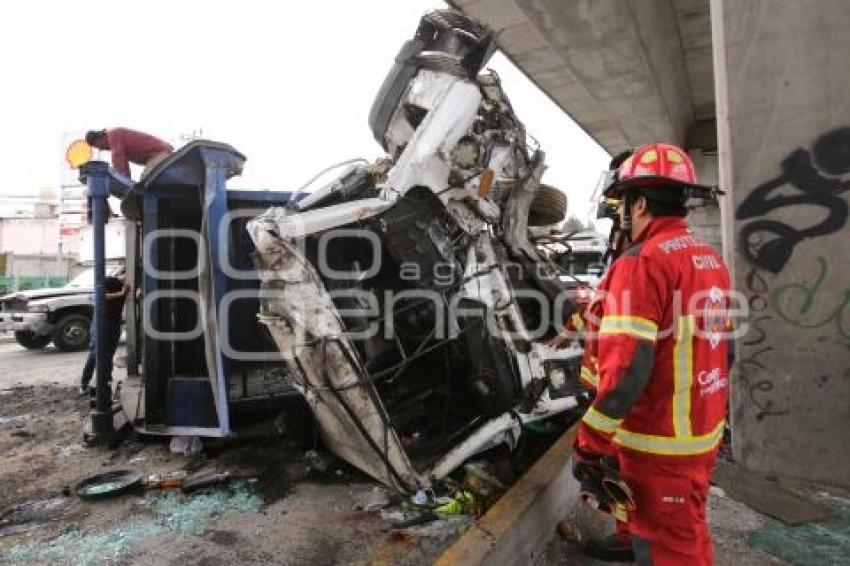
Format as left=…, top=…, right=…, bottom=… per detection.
left=562, top=216, right=594, bottom=234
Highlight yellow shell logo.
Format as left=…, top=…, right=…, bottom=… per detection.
left=65, top=140, right=92, bottom=169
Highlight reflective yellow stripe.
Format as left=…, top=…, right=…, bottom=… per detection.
left=599, top=315, right=658, bottom=342
left=582, top=406, right=622, bottom=435
left=580, top=366, right=599, bottom=387
left=673, top=315, right=695, bottom=437
left=614, top=421, right=725, bottom=456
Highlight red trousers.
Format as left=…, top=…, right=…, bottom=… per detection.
left=618, top=453, right=715, bottom=565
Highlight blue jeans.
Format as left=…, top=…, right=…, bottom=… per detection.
left=80, top=316, right=122, bottom=387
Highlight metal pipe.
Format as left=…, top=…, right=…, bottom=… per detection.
left=81, top=161, right=114, bottom=441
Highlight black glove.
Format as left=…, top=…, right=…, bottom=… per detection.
left=572, top=445, right=602, bottom=482
left=599, top=454, right=635, bottom=511
left=572, top=446, right=615, bottom=513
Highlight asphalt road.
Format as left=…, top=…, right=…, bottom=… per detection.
left=0, top=340, right=98, bottom=390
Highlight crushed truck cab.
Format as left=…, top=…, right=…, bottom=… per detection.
left=247, top=10, right=588, bottom=490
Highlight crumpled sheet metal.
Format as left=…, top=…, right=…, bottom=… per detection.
left=247, top=211, right=424, bottom=491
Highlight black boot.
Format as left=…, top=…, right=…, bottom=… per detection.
left=582, top=532, right=635, bottom=562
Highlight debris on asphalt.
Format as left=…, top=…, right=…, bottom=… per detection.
left=143, top=471, right=188, bottom=490
left=74, top=470, right=143, bottom=501
left=462, top=460, right=507, bottom=499
left=57, top=442, right=85, bottom=460
left=0, top=414, right=31, bottom=427
left=410, top=489, right=429, bottom=506
left=379, top=509, right=407, bottom=523
left=402, top=514, right=472, bottom=540
left=556, top=518, right=582, bottom=544
left=181, top=470, right=234, bottom=494
left=0, top=497, right=71, bottom=537
left=169, top=435, right=203, bottom=455
left=433, top=490, right=477, bottom=517
left=354, top=486, right=392, bottom=512
left=391, top=510, right=440, bottom=529
left=304, top=449, right=337, bottom=475
left=2, top=482, right=263, bottom=565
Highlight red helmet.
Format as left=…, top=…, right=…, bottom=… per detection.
left=603, top=142, right=706, bottom=197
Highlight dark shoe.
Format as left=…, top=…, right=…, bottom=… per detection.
left=79, top=384, right=90, bottom=395
left=582, top=533, right=635, bottom=562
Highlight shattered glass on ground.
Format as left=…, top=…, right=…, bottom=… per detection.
left=749, top=492, right=850, bottom=565
left=2, top=482, right=263, bottom=566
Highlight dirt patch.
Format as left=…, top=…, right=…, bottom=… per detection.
left=0, top=383, right=463, bottom=565
left=0, top=385, right=93, bottom=511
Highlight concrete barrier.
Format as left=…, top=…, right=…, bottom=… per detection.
left=435, top=422, right=579, bottom=566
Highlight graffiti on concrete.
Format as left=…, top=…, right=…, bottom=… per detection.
left=771, top=256, right=850, bottom=341
left=736, top=127, right=850, bottom=273
left=734, top=128, right=850, bottom=421
left=738, top=266, right=788, bottom=421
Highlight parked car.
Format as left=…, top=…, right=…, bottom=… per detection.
left=0, top=265, right=123, bottom=351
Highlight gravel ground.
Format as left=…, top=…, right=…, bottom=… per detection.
left=0, top=343, right=463, bottom=565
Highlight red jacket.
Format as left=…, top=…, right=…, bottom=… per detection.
left=107, top=128, right=173, bottom=176
left=577, top=217, right=732, bottom=462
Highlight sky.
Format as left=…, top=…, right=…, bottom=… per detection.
left=0, top=0, right=609, bottom=223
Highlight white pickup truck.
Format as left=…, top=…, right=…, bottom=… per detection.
left=536, top=230, right=609, bottom=288
left=0, top=266, right=122, bottom=351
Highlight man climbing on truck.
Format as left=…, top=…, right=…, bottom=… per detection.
left=85, top=127, right=173, bottom=179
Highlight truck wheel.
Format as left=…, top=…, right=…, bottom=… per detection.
left=14, top=330, right=51, bottom=350
left=528, top=184, right=568, bottom=227
left=53, top=314, right=91, bottom=352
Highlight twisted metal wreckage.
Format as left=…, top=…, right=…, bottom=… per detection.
left=246, top=10, right=587, bottom=491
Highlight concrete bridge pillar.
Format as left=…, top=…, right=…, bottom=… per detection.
left=713, top=0, right=850, bottom=486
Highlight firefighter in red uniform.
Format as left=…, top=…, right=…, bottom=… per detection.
left=551, top=149, right=635, bottom=562
left=571, top=142, right=732, bottom=565
left=556, top=283, right=638, bottom=562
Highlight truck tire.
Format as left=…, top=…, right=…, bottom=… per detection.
left=528, top=184, right=568, bottom=227
left=14, top=330, right=51, bottom=350
left=53, top=313, right=91, bottom=352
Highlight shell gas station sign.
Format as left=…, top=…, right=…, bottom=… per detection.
left=65, top=139, right=92, bottom=170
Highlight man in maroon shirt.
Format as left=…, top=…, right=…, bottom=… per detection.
left=85, top=128, right=173, bottom=178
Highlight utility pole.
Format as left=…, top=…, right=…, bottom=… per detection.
left=79, top=161, right=115, bottom=445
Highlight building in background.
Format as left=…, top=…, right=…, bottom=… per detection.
left=0, top=133, right=128, bottom=291
left=0, top=200, right=77, bottom=290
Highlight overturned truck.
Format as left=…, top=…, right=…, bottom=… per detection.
left=248, top=10, right=586, bottom=491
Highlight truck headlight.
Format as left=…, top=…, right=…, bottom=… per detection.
left=27, top=304, right=49, bottom=313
